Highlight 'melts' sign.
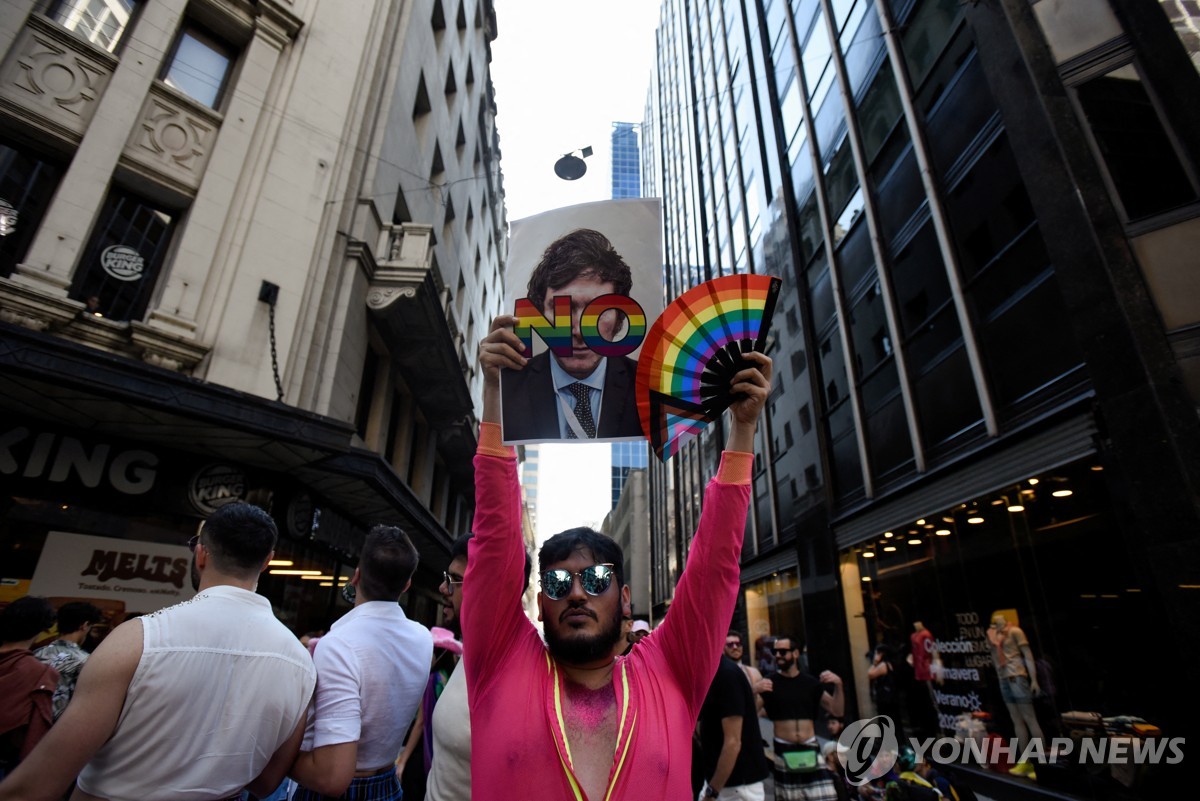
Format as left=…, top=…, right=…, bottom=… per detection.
left=0, top=426, right=158, bottom=495
left=30, top=532, right=196, bottom=612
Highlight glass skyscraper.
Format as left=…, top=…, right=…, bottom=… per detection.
left=643, top=1, right=1200, bottom=793
left=611, top=122, right=642, bottom=199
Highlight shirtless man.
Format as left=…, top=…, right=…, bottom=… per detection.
left=467, top=315, right=771, bottom=801
left=761, top=636, right=844, bottom=801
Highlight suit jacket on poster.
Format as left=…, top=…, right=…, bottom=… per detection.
left=500, top=352, right=642, bottom=442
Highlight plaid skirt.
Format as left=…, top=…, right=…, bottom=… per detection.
left=292, top=771, right=401, bottom=801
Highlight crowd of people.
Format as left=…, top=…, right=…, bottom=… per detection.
left=0, top=287, right=983, bottom=801
left=0, top=315, right=782, bottom=801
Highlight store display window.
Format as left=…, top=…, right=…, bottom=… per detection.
left=743, top=568, right=805, bottom=675
left=842, top=456, right=1176, bottom=794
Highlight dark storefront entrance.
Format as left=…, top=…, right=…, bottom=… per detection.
left=0, top=323, right=454, bottom=638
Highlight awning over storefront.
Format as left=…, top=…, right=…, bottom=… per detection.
left=0, top=322, right=459, bottom=567
left=832, top=409, right=1099, bottom=550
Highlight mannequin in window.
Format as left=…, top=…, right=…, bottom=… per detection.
left=986, top=613, right=1043, bottom=780
left=907, top=621, right=940, bottom=736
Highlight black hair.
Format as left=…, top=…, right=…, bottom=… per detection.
left=537, top=527, right=625, bottom=588
left=56, top=602, right=103, bottom=635
left=201, top=501, right=278, bottom=577
left=359, top=524, right=419, bottom=602
left=774, top=634, right=804, bottom=652
left=525, top=229, right=634, bottom=313
left=450, top=532, right=534, bottom=591
left=727, top=629, right=744, bottom=641
left=0, top=596, right=56, bottom=643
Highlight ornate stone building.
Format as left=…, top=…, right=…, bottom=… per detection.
left=0, top=0, right=506, bottom=633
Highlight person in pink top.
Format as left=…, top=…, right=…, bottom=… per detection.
left=470, top=315, right=771, bottom=801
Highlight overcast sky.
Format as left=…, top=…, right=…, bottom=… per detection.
left=489, top=0, right=661, bottom=538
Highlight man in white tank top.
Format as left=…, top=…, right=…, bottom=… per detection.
left=0, top=502, right=316, bottom=801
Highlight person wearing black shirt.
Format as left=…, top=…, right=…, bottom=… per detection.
left=761, top=636, right=844, bottom=801
left=698, top=653, right=770, bottom=799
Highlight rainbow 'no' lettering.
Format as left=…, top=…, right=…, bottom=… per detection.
left=513, top=294, right=647, bottom=358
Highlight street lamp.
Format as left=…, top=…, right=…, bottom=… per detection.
left=554, top=146, right=593, bottom=180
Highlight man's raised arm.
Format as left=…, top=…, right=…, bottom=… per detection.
left=654, top=352, right=773, bottom=711
left=462, top=316, right=533, bottom=689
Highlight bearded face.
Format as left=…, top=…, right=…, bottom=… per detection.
left=543, top=598, right=625, bottom=664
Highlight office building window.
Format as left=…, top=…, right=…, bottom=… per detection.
left=69, top=187, right=176, bottom=322
left=163, top=23, right=235, bottom=108
left=0, top=140, right=64, bottom=278
left=47, top=0, right=139, bottom=53
left=1073, top=63, right=1199, bottom=221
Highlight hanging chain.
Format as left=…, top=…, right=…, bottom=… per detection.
left=268, top=301, right=284, bottom=402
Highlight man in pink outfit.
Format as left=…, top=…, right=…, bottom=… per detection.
left=469, top=315, right=771, bottom=801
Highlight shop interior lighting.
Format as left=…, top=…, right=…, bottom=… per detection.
left=862, top=550, right=876, bottom=558
left=1052, top=489, right=1073, bottom=498
left=1126, top=588, right=1142, bottom=593
left=935, top=529, right=951, bottom=536
left=1091, top=465, right=1104, bottom=471
left=267, top=559, right=294, bottom=567
left=319, top=582, right=333, bottom=587
left=1007, top=504, right=1025, bottom=512
left=916, top=519, right=926, bottom=525
left=268, top=569, right=323, bottom=576
left=862, top=576, right=872, bottom=582
left=883, top=545, right=897, bottom=552
left=883, top=531, right=894, bottom=538
left=302, top=574, right=351, bottom=581
left=1028, top=477, right=1039, bottom=485
left=942, top=516, right=954, bottom=523
left=907, top=538, right=923, bottom=545
left=967, top=516, right=984, bottom=524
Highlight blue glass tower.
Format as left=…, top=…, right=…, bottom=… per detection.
left=611, top=122, right=641, bottom=199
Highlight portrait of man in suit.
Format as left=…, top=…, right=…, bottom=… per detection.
left=500, top=228, right=644, bottom=442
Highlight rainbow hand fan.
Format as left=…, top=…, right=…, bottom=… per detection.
left=636, top=273, right=782, bottom=460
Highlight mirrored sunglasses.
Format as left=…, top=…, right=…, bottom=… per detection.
left=540, top=563, right=615, bottom=601
left=725, top=640, right=743, bottom=648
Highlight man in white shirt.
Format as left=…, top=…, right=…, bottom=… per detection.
left=290, top=525, right=433, bottom=801
left=0, top=501, right=316, bottom=801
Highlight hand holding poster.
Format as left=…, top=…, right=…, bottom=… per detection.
left=500, top=199, right=663, bottom=444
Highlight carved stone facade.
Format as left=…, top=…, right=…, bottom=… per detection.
left=0, top=15, right=115, bottom=144
left=122, top=84, right=222, bottom=195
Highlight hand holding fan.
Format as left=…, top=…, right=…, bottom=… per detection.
left=636, top=273, right=782, bottom=460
